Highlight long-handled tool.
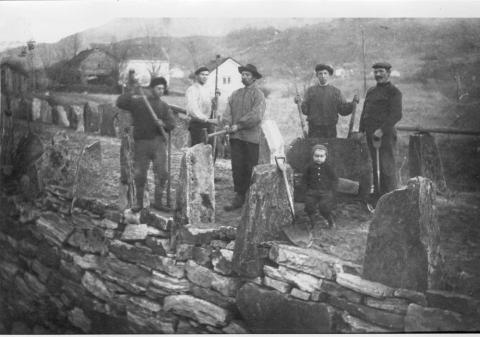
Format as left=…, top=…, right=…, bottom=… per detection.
left=210, top=55, right=221, bottom=162
left=275, top=156, right=313, bottom=248
left=166, top=130, right=172, bottom=209
left=138, top=87, right=168, bottom=141
left=372, top=135, right=382, bottom=196
left=347, top=89, right=360, bottom=138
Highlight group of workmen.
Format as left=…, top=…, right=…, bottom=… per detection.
left=116, top=61, right=402, bottom=228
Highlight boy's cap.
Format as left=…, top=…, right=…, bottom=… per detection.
left=312, top=144, right=328, bottom=155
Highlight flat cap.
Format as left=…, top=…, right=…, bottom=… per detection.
left=194, top=66, right=209, bottom=75
left=149, top=76, right=168, bottom=88
left=315, top=64, right=334, bottom=75
left=372, top=62, right=392, bottom=70
left=312, top=144, right=328, bottom=155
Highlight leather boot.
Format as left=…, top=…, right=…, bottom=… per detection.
left=224, top=193, right=245, bottom=211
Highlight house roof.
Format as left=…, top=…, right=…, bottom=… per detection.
left=204, top=56, right=242, bottom=72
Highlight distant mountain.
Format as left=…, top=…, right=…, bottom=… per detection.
left=0, top=41, right=24, bottom=53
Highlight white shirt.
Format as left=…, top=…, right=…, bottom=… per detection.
left=185, top=82, right=212, bottom=122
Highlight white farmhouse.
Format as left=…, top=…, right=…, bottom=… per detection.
left=203, top=57, right=243, bottom=98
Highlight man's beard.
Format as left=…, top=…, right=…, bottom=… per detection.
left=242, top=79, right=249, bottom=86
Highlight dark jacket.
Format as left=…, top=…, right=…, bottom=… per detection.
left=301, top=84, right=354, bottom=126
left=302, top=161, right=338, bottom=192
left=116, top=93, right=176, bottom=140
left=359, top=82, right=402, bottom=134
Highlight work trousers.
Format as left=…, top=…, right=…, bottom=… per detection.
left=308, top=123, right=337, bottom=138
left=133, top=136, right=167, bottom=208
left=366, top=131, right=398, bottom=197
left=304, top=189, right=336, bottom=218
left=230, top=138, right=259, bottom=197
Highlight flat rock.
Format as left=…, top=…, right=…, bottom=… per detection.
left=339, top=311, right=393, bottom=333
left=222, top=320, right=250, bottom=334
left=192, top=246, right=212, bottom=266
left=121, top=224, right=149, bottom=241
left=363, top=177, right=441, bottom=291
left=164, top=294, right=230, bottom=327
left=177, top=224, right=236, bottom=245
left=68, top=307, right=91, bottom=333
left=394, top=288, right=427, bottom=306
left=150, top=270, right=190, bottom=293
left=404, top=303, right=479, bottom=332
left=263, top=276, right=291, bottom=293
left=336, top=273, right=395, bottom=298
left=175, top=243, right=194, bottom=261
left=319, top=279, right=363, bottom=303
left=269, top=243, right=360, bottom=279
left=263, top=265, right=322, bottom=293
left=36, top=212, right=74, bottom=246
left=328, top=296, right=404, bottom=331
left=68, top=227, right=108, bottom=254
left=145, top=237, right=170, bottom=256
left=174, top=144, right=215, bottom=226
left=140, top=209, right=173, bottom=231
left=364, top=296, right=409, bottom=315
left=185, top=260, right=242, bottom=297
left=81, top=271, right=112, bottom=301
left=127, top=296, right=162, bottom=313
left=236, top=282, right=336, bottom=333
left=189, top=285, right=238, bottom=314
left=290, top=288, right=311, bottom=301
left=126, top=307, right=177, bottom=333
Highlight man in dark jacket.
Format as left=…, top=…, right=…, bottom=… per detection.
left=295, top=64, right=359, bottom=138
left=116, top=77, right=176, bottom=211
left=359, top=62, right=402, bottom=198
left=220, top=64, right=266, bottom=211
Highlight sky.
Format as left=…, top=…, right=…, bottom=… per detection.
left=2, top=0, right=480, bottom=44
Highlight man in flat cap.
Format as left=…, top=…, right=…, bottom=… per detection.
left=359, top=62, right=402, bottom=199
left=295, top=64, right=359, bottom=138
left=116, top=76, right=176, bottom=211
left=220, top=64, right=266, bottom=211
left=185, top=66, right=219, bottom=146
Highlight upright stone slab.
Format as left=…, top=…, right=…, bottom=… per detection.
left=258, top=119, right=285, bottom=164
left=175, top=144, right=215, bottom=226
left=40, top=99, right=52, bottom=124
left=170, top=112, right=190, bottom=151
left=84, top=102, right=101, bottom=133
left=99, top=104, right=119, bottom=137
left=286, top=134, right=372, bottom=202
left=31, top=97, right=42, bottom=122
left=68, top=105, right=85, bottom=132
left=409, top=133, right=447, bottom=193
left=363, top=177, right=441, bottom=291
left=232, top=164, right=293, bottom=278
left=53, top=106, right=70, bottom=127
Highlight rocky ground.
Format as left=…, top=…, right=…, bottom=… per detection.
left=7, top=119, right=480, bottom=305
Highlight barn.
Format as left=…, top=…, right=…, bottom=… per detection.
left=68, top=48, right=118, bottom=85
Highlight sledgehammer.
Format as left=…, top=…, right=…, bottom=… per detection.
left=202, top=128, right=229, bottom=145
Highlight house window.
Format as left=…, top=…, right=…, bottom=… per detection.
left=228, top=77, right=231, bottom=84
left=223, top=77, right=227, bottom=85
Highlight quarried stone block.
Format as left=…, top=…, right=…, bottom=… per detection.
left=336, top=273, right=394, bottom=298
left=258, top=119, right=285, bottom=164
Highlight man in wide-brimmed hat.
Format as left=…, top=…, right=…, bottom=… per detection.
left=220, top=64, right=266, bottom=211
left=185, top=66, right=219, bottom=146
left=294, top=63, right=359, bottom=138
left=116, top=76, right=176, bottom=212
left=359, top=62, right=402, bottom=200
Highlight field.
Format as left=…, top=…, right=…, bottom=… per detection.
left=25, top=77, right=480, bottom=300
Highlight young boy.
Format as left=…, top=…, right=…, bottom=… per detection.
left=302, top=144, right=339, bottom=229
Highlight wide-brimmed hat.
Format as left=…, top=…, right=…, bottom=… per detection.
left=238, top=64, right=262, bottom=79
left=372, top=62, right=392, bottom=70
left=315, top=64, right=334, bottom=75
left=194, top=66, right=209, bottom=75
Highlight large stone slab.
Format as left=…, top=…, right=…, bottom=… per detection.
left=236, top=282, right=336, bottom=333
left=99, top=104, right=119, bottom=137
left=232, top=164, right=294, bottom=278
left=319, top=279, right=363, bottom=303
left=40, top=99, right=53, bottom=124
left=336, top=272, right=394, bottom=298
left=286, top=135, right=372, bottom=201
left=185, top=260, right=242, bottom=297
left=36, top=212, right=74, bottom=246
left=363, top=177, right=441, bottom=291
left=268, top=243, right=356, bottom=280
left=174, top=143, right=215, bottom=226
left=164, top=294, right=231, bottom=327
left=67, top=105, right=85, bottom=132
left=258, top=119, right=285, bottom=164
left=31, top=97, right=42, bottom=121
left=263, top=265, right=322, bottom=293
left=364, top=296, right=409, bottom=315
left=404, top=303, right=480, bottom=332
left=176, top=224, right=236, bottom=245
left=84, top=101, right=101, bottom=133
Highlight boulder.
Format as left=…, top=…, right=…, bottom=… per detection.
left=258, top=119, right=285, bottom=164
left=164, top=294, right=231, bottom=327
left=232, top=164, right=293, bottom=278
left=286, top=135, right=372, bottom=201
left=84, top=101, right=101, bottom=133
left=363, top=177, right=441, bottom=291
left=174, top=143, right=215, bottom=226
left=236, top=282, right=336, bottom=333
